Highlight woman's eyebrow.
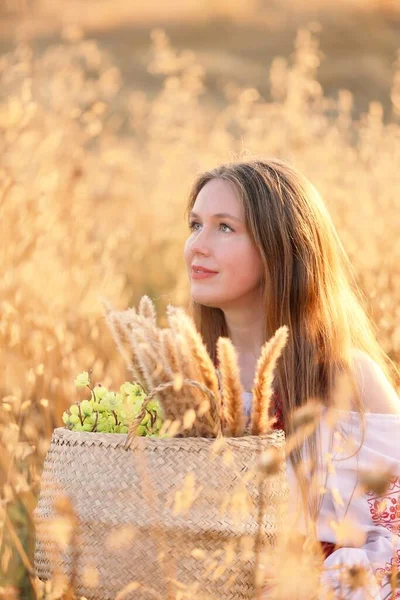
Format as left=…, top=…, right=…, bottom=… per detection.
left=189, top=211, right=242, bottom=223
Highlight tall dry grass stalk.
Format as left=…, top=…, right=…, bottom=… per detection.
left=165, top=305, right=222, bottom=434
left=159, top=327, right=181, bottom=379
left=101, top=301, right=146, bottom=389
left=167, top=307, right=223, bottom=426
left=138, top=295, right=158, bottom=325
left=216, top=337, right=246, bottom=437
left=250, top=326, right=289, bottom=436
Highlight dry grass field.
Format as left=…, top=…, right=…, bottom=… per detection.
left=1, top=1, right=400, bottom=598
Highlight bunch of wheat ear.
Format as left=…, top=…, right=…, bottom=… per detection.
left=101, top=295, right=289, bottom=442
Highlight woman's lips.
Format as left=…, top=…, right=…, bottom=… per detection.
left=191, top=271, right=218, bottom=280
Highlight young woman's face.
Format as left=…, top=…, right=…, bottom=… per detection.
left=184, top=178, right=264, bottom=309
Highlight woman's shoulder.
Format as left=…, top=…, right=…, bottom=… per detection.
left=349, top=348, right=400, bottom=415
left=319, top=349, right=400, bottom=464
left=320, top=406, right=400, bottom=473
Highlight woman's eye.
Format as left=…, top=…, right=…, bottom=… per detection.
left=188, top=221, right=233, bottom=233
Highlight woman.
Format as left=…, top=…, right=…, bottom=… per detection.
left=183, top=158, right=400, bottom=599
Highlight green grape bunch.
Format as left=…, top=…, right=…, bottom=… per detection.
left=62, top=371, right=163, bottom=436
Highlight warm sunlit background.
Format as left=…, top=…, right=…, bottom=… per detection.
left=1, top=0, right=400, bottom=597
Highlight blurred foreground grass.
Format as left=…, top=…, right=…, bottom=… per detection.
left=1, top=15, right=400, bottom=598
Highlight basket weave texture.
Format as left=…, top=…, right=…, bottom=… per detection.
left=34, top=427, right=288, bottom=600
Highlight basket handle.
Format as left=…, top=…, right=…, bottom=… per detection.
left=124, top=379, right=222, bottom=450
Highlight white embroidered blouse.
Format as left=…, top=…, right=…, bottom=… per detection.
left=242, top=391, right=400, bottom=599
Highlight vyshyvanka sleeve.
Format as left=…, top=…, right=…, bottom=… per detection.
left=318, top=410, right=400, bottom=600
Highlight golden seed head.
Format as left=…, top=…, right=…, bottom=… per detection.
left=258, top=446, right=282, bottom=476
left=359, top=467, right=393, bottom=496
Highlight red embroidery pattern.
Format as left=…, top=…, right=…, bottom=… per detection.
left=366, top=477, right=400, bottom=535
left=374, top=549, right=400, bottom=598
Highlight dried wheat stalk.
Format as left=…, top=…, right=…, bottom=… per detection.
left=100, top=301, right=173, bottom=417
left=113, top=310, right=187, bottom=426
left=250, top=325, right=289, bottom=436
left=166, top=306, right=203, bottom=383
left=138, top=295, right=157, bottom=326
left=103, top=298, right=221, bottom=437
left=167, top=306, right=223, bottom=434
left=100, top=302, right=147, bottom=391
left=216, top=337, right=246, bottom=437
left=159, top=327, right=181, bottom=379
left=157, top=327, right=202, bottom=427
left=157, top=334, right=200, bottom=430
left=179, top=311, right=221, bottom=396
left=165, top=306, right=210, bottom=424
left=109, top=310, right=154, bottom=390
left=99, top=296, right=115, bottom=318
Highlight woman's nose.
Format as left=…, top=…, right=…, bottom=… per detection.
left=188, top=230, right=212, bottom=256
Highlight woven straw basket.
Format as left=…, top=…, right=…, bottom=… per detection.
left=34, top=427, right=288, bottom=600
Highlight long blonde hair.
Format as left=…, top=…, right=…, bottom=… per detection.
left=184, top=157, right=399, bottom=526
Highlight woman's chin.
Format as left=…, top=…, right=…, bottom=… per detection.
left=191, top=291, right=221, bottom=308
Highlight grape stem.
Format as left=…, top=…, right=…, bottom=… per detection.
left=91, top=410, right=99, bottom=432
left=86, top=368, right=98, bottom=404
left=135, top=381, right=148, bottom=396
left=77, top=403, right=84, bottom=426
left=112, top=410, right=119, bottom=426
left=87, top=382, right=96, bottom=404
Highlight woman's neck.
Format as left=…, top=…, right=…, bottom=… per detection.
left=223, top=308, right=265, bottom=360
